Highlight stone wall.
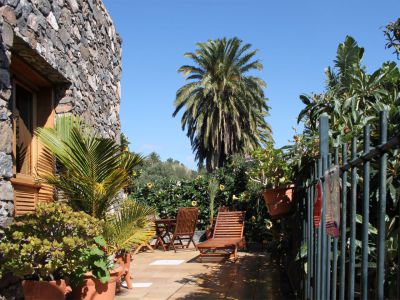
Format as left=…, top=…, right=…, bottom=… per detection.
left=0, top=0, right=122, bottom=228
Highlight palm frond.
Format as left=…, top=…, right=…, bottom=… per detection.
left=103, top=200, right=156, bottom=252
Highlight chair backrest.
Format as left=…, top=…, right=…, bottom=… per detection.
left=173, top=207, right=199, bottom=235
left=213, top=211, right=245, bottom=239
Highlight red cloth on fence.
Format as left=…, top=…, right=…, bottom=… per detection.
left=313, top=180, right=322, bottom=227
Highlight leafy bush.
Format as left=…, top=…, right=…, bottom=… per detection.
left=130, top=156, right=274, bottom=243
left=0, top=202, right=104, bottom=282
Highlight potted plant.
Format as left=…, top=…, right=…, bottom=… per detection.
left=70, top=236, right=120, bottom=300
left=249, top=142, right=294, bottom=218
left=102, top=199, right=156, bottom=291
left=0, top=202, right=103, bottom=300
left=35, top=116, right=156, bottom=296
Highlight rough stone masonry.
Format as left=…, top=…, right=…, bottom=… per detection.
left=0, top=0, right=122, bottom=227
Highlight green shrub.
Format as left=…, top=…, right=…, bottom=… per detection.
left=130, top=156, right=274, bottom=243
left=0, top=202, right=105, bottom=282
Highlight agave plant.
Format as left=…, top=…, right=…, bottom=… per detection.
left=35, top=115, right=143, bottom=219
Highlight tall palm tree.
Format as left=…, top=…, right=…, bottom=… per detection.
left=173, top=37, right=271, bottom=171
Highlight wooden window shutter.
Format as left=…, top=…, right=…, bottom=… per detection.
left=11, top=178, right=40, bottom=216
left=36, top=89, right=55, bottom=204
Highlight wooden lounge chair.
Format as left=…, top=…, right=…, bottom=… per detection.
left=169, top=207, right=199, bottom=252
left=197, top=211, right=245, bottom=262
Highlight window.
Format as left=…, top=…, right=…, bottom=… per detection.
left=14, top=83, right=34, bottom=175
left=10, top=55, right=55, bottom=216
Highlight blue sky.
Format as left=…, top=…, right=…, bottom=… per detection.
left=103, top=0, right=399, bottom=170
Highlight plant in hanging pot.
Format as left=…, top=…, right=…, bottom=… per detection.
left=249, top=142, right=294, bottom=218
left=0, top=202, right=103, bottom=300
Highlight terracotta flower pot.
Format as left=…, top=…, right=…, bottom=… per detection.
left=71, top=270, right=119, bottom=300
left=262, top=186, right=294, bottom=218
left=22, top=279, right=70, bottom=300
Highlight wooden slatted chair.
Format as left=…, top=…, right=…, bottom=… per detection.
left=197, top=210, right=245, bottom=262
left=169, top=207, right=199, bottom=252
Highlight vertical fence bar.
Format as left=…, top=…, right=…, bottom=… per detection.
left=303, top=192, right=308, bottom=299
left=326, top=154, right=332, bottom=300
left=361, top=125, right=370, bottom=300
left=312, top=161, right=317, bottom=300
left=316, top=159, right=322, bottom=300
left=307, top=182, right=312, bottom=300
left=332, top=147, right=339, bottom=300
left=319, top=114, right=329, bottom=300
left=349, top=137, right=357, bottom=299
left=377, top=111, right=388, bottom=300
left=339, top=144, right=347, bottom=300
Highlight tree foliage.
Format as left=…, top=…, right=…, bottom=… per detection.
left=129, top=152, right=195, bottom=191
left=385, top=18, right=400, bottom=58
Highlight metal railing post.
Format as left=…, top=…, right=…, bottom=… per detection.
left=316, top=159, right=322, bottom=300
left=307, top=183, right=312, bottom=300
left=339, top=144, right=347, bottom=300
left=349, top=137, right=357, bottom=299
left=319, top=114, right=329, bottom=300
left=361, top=125, right=370, bottom=300
left=326, top=154, right=332, bottom=300
left=332, top=147, right=339, bottom=300
left=377, top=111, right=388, bottom=300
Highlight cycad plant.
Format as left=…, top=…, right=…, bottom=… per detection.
left=173, top=37, right=271, bottom=171
left=103, top=199, right=155, bottom=252
left=35, top=116, right=142, bottom=219
left=35, top=116, right=155, bottom=251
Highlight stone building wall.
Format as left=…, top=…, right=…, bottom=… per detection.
left=0, top=0, right=122, bottom=227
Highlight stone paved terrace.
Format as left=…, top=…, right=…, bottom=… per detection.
left=116, top=248, right=294, bottom=300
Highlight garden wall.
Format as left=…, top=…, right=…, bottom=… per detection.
left=0, top=0, right=122, bottom=227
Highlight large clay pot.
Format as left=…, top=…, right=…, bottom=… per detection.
left=262, top=186, right=294, bottom=218
left=22, top=279, right=69, bottom=300
left=71, top=270, right=119, bottom=300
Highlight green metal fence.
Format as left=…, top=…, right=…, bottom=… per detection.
left=301, top=111, right=400, bottom=300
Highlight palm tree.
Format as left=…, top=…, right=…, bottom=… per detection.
left=173, top=37, right=271, bottom=171
left=35, top=115, right=143, bottom=219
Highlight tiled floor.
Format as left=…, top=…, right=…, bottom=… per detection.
left=116, top=247, right=292, bottom=300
